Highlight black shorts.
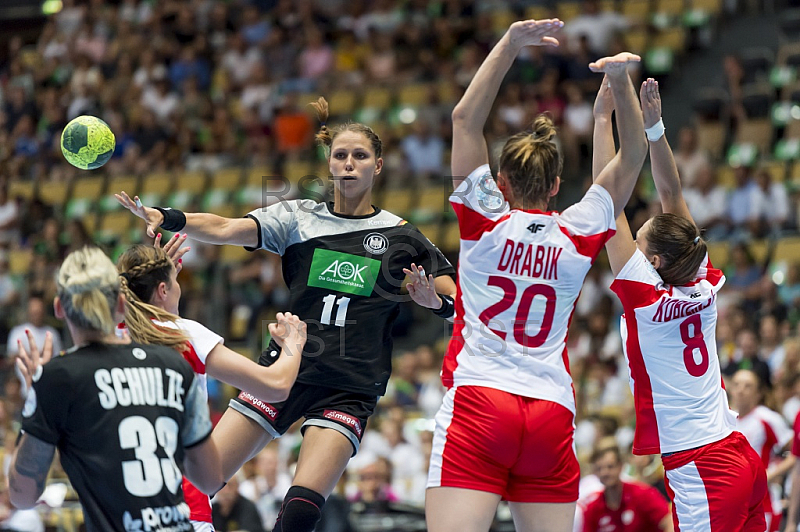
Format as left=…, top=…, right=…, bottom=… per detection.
left=230, top=377, right=378, bottom=455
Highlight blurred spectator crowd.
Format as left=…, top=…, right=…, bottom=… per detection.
left=1, top=0, right=800, bottom=530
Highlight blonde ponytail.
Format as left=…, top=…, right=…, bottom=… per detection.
left=57, top=247, right=121, bottom=334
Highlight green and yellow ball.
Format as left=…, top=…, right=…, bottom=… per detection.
left=60, top=115, right=116, bottom=170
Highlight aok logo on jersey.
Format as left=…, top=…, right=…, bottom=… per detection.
left=308, top=249, right=381, bottom=296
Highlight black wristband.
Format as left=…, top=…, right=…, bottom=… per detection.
left=154, top=207, right=187, bottom=232
left=431, top=294, right=455, bottom=319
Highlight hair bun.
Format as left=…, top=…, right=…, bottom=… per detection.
left=530, top=114, right=557, bottom=142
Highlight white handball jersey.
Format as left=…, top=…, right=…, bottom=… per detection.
left=738, top=405, right=792, bottom=468
left=611, top=250, right=736, bottom=455
left=117, top=318, right=223, bottom=400
left=443, top=164, right=616, bottom=413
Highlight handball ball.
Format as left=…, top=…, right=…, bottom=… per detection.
left=60, top=115, right=115, bottom=170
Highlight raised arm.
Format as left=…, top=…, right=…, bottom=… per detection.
left=9, top=433, right=56, bottom=509
left=116, top=191, right=259, bottom=247
left=640, top=79, right=692, bottom=221
left=590, top=53, right=649, bottom=218
left=205, top=312, right=305, bottom=403
left=591, top=77, right=637, bottom=276
left=451, top=19, right=562, bottom=188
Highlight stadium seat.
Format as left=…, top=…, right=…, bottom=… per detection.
left=8, top=180, right=34, bottom=201
left=652, top=27, right=686, bottom=54
left=706, top=241, right=728, bottom=266
left=140, top=172, right=174, bottom=199
left=775, top=237, right=800, bottom=263
left=735, top=118, right=774, bottom=154
left=37, top=179, right=69, bottom=207
left=791, top=159, right=800, bottom=182
left=741, top=83, right=774, bottom=119
left=696, top=121, right=727, bottom=160
left=283, top=160, right=316, bottom=184
left=442, top=221, right=461, bottom=252
left=778, top=42, right=800, bottom=68
left=106, top=176, right=140, bottom=200
left=524, top=6, right=551, bottom=20
left=175, top=171, right=208, bottom=195
left=329, top=90, right=357, bottom=116
left=98, top=211, right=133, bottom=239
left=690, top=0, right=723, bottom=15
left=397, top=84, right=432, bottom=107
left=492, top=10, right=517, bottom=33
left=415, top=223, right=441, bottom=244
left=716, top=165, right=735, bottom=188
left=8, top=249, right=31, bottom=275
left=624, top=29, right=650, bottom=55
left=210, top=168, right=242, bottom=192
left=622, top=0, right=651, bottom=23
left=220, top=245, right=251, bottom=263
left=762, top=160, right=787, bottom=182
left=786, top=118, right=800, bottom=140
left=693, top=88, right=728, bottom=122
left=740, top=47, right=775, bottom=84
left=362, top=87, right=392, bottom=112
left=599, top=0, right=617, bottom=13
left=556, top=2, right=582, bottom=22
left=390, top=188, right=415, bottom=219
left=71, top=176, right=105, bottom=201
left=656, top=0, right=686, bottom=16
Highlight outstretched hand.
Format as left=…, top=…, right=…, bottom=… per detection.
left=115, top=191, right=164, bottom=238
left=403, top=263, right=442, bottom=310
left=593, top=75, right=615, bottom=119
left=16, top=330, right=54, bottom=394
left=506, top=19, right=563, bottom=51
left=589, top=52, right=641, bottom=76
left=639, top=78, right=661, bottom=129
left=154, top=233, right=191, bottom=274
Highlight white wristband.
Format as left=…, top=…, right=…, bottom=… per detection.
left=645, top=118, right=665, bottom=142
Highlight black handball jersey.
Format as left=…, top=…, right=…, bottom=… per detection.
left=246, top=200, right=455, bottom=395
left=20, top=341, right=213, bottom=532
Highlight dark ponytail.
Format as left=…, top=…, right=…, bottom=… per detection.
left=646, top=213, right=707, bottom=286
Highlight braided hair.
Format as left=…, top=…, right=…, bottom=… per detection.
left=117, top=245, right=188, bottom=351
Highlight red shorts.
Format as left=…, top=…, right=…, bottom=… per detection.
left=662, top=431, right=768, bottom=532
left=427, top=385, right=579, bottom=503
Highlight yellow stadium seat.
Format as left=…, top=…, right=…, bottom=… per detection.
left=107, top=176, right=139, bottom=198
left=656, top=0, right=686, bottom=16
left=443, top=221, right=461, bottom=252
left=735, top=119, right=773, bottom=154
left=8, top=249, right=31, bottom=275
left=690, top=0, right=723, bottom=14
left=437, top=81, right=459, bottom=104
left=416, top=186, right=451, bottom=216
left=524, top=6, right=551, bottom=20
left=220, top=245, right=251, bottom=263
left=388, top=188, right=415, bottom=218
left=245, top=166, right=273, bottom=188
left=491, top=10, right=516, bottom=34
left=761, top=161, right=787, bottom=182
left=175, top=171, right=208, bottom=195
left=362, top=87, right=392, bottom=111
left=716, top=165, right=735, bottom=188
left=140, top=172, right=174, bottom=197
left=210, top=168, right=242, bottom=191
left=415, top=223, right=441, bottom=244
left=72, top=176, right=106, bottom=200
left=696, top=121, right=727, bottom=160
left=622, top=0, right=651, bottom=22
left=791, top=160, right=800, bottom=182
left=557, top=2, right=583, bottom=21
left=37, top=180, right=69, bottom=207
left=98, top=211, right=133, bottom=238
left=599, top=0, right=617, bottom=12
left=775, top=237, right=800, bottom=263
left=284, top=160, right=315, bottom=184
left=706, top=242, right=728, bottom=267
left=652, top=27, right=686, bottom=53
left=8, top=179, right=34, bottom=200
left=624, top=29, right=649, bottom=54
left=785, top=118, right=800, bottom=140
left=329, top=90, right=357, bottom=115
left=397, top=84, right=432, bottom=107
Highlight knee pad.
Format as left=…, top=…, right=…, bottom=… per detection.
left=272, top=485, right=325, bottom=532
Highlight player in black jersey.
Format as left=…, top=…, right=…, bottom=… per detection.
left=116, top=96, right=457, bottom=532
left=9, top=247, right=225, bottom=532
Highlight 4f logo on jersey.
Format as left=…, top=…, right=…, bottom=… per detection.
left=527, top=223, right=545, bottom=234
left=308, top=249, right=381, bottom=296
left=363, top=232, right=389, bottom=255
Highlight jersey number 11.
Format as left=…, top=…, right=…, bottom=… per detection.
left=320, top=294, right=351, bottom=327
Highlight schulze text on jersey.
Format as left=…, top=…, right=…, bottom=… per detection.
left=94, top=367, right=186, bottom=411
